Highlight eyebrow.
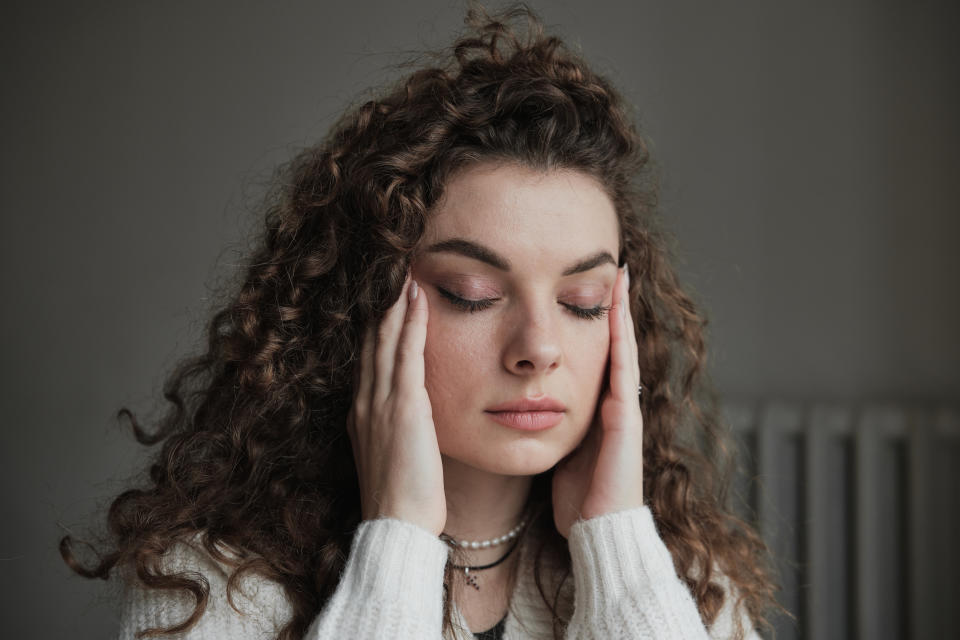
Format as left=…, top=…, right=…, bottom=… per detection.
left=424, top=237, right=618, bottom=276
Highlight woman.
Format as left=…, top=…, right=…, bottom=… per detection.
left=61, top=6, right=787, bottom=639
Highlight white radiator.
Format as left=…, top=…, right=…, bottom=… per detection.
left=721, top=401, right=959, bottom=640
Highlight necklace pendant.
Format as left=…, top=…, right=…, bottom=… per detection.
left=464, top=567, right=481, bottom=590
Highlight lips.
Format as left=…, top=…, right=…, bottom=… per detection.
left=484, top=396, right=566, bottom=431
left=485, top=396, right=566, bottom=412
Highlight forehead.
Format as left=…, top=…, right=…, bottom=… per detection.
left=422, top=163, right=620, bottom=259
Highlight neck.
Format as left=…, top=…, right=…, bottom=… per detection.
left=441, top=454, right=533, bottom=566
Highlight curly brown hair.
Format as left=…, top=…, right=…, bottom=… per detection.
left=61, top=4, right=788, bottom=639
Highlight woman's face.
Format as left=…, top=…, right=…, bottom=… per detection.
left=411, top=162, right=621, bottom=476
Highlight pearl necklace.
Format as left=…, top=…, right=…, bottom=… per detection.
left=441, top=517, right=527, bottom=550
left=440, top=517, right=529, bottom=590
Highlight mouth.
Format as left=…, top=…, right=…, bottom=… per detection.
left=484, top=409, right=565, bottom=431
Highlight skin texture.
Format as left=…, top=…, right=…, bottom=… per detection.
left=348, top=162, right=645, bottom=556
left=416, top=164, right=619, bottom=480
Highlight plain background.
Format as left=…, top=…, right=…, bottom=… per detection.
left=2, top=1, right=957, bottom=638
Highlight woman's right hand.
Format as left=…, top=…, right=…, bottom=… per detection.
left=346, top=273, right=447, bottom=536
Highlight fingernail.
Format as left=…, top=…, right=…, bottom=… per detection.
left=408, top=279, right=419, bottom=301
left=620, top=296, right=626, bottom=319
left=624, top=266, right=630, bottom=289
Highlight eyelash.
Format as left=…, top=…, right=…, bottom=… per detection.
left=435, top=287, right=611, bottom=321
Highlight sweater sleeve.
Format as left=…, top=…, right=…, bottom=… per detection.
left=563, top=505, right=762, bottom=640
left=303, top=517, right=450, bottom=639
left=117, top=519, right=450, bottom=640
left=117, top=538, right=294, bottom=640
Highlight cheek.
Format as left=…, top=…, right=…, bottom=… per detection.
left=572, top=316, right=610, bottom=363
left=594, top=322, right=611, bottom=361
left=573, top=324, right=611, bottom=403
left=422, top=311, right=490, bottom=409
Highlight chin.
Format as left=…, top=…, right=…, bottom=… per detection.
left=457, top=440, right=569, bottom=476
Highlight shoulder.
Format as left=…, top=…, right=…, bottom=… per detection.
left=555, top=507, right=762, bottom=640
left=704, top=568, right=763, bottom=640
left=118, top=533, right=294, bottom=639
left=673, top=525, right=763, bottom=640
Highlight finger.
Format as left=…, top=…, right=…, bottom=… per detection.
left=345, top=403, right=359, bottom=462
left=373, top=272, right=412, bottom=405
left=622, top=267, right=641, bottom=384
left=608, top=266, right=636, bottom=405
left=393, top=279, right=428, bottom=392
left=352, top=323, right=376, bottom=430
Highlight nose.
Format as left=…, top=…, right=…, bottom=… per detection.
left=501, top=308, right=562, bottom=375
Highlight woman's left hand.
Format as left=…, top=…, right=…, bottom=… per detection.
left=552, top=265, right=644, bottom=539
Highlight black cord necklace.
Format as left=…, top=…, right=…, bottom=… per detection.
left=445, top=527, right=525, bottom=590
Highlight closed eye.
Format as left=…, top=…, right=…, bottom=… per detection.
left=435, top=287, right=497, bottom=313
left=563, top=303, right=611, bottom=320
left=435, top=287, right=610, bottom=321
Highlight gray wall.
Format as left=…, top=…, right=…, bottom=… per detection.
left=2, top=1, right=956, bottom=638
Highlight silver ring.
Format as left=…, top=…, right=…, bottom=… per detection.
left=638, top=384, right=643, bottom=398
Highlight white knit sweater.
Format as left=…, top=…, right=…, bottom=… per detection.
left=119, top=505, right=762, bottom=639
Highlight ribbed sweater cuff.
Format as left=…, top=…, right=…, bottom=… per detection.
left=347, top=516, right=449, bottom=595
left=568, top=505, right=684, bottom=616
left=334, top=517, right=449, bottom=630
